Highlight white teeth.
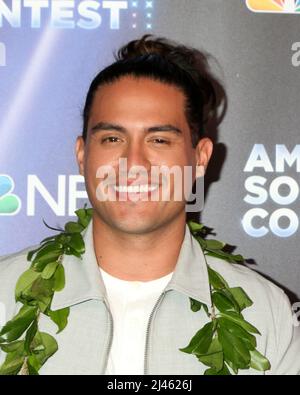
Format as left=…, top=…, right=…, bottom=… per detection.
left=113, top=184, right=159, bottom=193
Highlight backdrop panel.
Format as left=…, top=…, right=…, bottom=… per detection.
left=0, top=0, right=299, bottom=302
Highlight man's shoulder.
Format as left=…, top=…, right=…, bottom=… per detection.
left=0, top=245, right=40, bottom=319
left=205, top=255, right=300, bottom=375
left=0, top=245, right=38, bottom=281
left=205, top=254, right=286, bottom=302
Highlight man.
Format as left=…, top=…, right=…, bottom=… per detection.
left=0, top=35, right=299, bottom=375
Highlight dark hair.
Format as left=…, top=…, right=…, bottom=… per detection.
left=82, top=35, right=224, bottom=147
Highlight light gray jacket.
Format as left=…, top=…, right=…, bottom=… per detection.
left=0, top=222, right=299, bottom=375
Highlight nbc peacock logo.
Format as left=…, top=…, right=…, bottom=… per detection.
left=246, top=0, right=300, bottom=13
left=0, top=175, right=21, bottom=215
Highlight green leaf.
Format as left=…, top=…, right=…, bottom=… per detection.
left=0, top=353, right=25, bottom=375
left=32, top=345, right=45, bottom=353
left=207, top=266, right=229, bottom=290
left=212, top=291, right=236, bottom=313
left=228, top=287, right=253, bottom=311
left=204, top=363, right=231, bottom=375
left=53, top=264, right=65, bottom=292
left=31, top=242, right=62, bottom=272
left=205, top=239, right=226, bottom=250
left=75, top=208, right=92, bottom=228
left=0, top=340, right=25, bottom=375
left=30, top=332, right=58, bottom=368
left=49, top=307, right=70, bottom=334
left=219, top=311, right=260, bottom=335
left=85, top=208, right=93, bottom=217
left=40, top=235, right=57, bottom=244
left=0, top=305, right=37, bottom=342
left=250, top=349, right=271, bottom=371
left=27, top=240, right=61, bottom=262
left=189, top=298, right=210, bottom=316
left=56, top=233, right=71, bottom=245
left=27, top=245, right=45, bottom=262
left=197, top=337, right=223, bottom=372
left=231, top=254, right=244, bottom=263
left=205, top=250, right=244, bottom=264
left=64, top=246, right=82, bottom=258
left=220, top=288, right=241, bottom=313
left=42, top=261, right=59, bottom=280
left=190, top=298, right=203, bottom=312
left=26, top=277, right=54, bottom=313
left=67, top=233, right=85, bottom=254
left=24, top=319, right=38, bottom=354
left=28, top=354, right=42, bottom=372
left=64, top=221, right=84, bottom=233
left=218, top=317, right=256, bottom=350
left=27, top=359, right=39, bottom=375
left=226, top=359, right=239, bottom=374
left=187, top=220, right=205, bottom=233
left=179, top=322, right=214, bottom=355
left=0, top=340, right=24, bottom=353
left=15, top=268, right=41, bottom=302
left=218, top=325, right=251, bottom=369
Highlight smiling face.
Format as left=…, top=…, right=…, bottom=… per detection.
left=76, top=76, right=213, bottom=235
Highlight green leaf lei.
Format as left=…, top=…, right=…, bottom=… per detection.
left=0, top=207, right=271, bottom=375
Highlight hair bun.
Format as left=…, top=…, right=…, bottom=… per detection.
left=115, top=34, right=175, bottom=60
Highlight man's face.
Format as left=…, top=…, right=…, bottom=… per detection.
left=76, top=76, right=212, bottom=234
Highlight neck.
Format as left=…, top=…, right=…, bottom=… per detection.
left=92, top=213, right=186, bottom=281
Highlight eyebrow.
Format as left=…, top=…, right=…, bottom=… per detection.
left=89, top=122, right=183, bottom=136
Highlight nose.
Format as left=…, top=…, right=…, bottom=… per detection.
left=122, top=139, right=151, bottom=176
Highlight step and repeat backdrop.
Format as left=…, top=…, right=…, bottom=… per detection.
left=0, top=0, right=299, bottom=303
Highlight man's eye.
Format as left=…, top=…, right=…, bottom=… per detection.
left=101, top=136, right=121, bottom=143
left=152, top=138, right=170, bottom=145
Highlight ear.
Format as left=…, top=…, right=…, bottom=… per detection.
left=75, top=136, right=85, bottom=176
left=194, top=137, right=213, bottom=177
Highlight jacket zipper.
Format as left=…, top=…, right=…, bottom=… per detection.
left=144, top=291, right=167, bottom=375
left=102, top=299, right=114, bottom=374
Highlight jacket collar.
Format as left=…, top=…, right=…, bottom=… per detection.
left=51, top=220, right=212, bottom=310
left=164, top=224, right=212, bottom=306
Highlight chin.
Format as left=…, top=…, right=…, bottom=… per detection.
left=112, top=218, right=158, bottom=235
left=93, top=200, right=185, bottom=233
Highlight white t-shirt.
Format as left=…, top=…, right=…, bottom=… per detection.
left=99, top=266, right=173, bottom=375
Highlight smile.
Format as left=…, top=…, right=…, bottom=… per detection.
left=113, top=184, right=159, bottom=193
